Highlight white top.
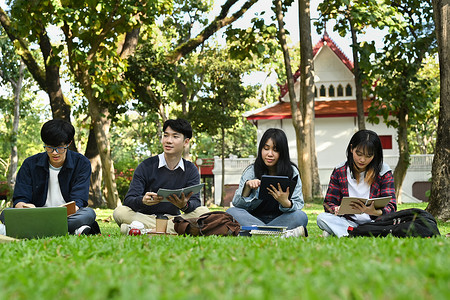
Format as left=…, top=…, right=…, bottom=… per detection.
left=158, top=153, right=185, bottom=171
left=347, top=166, right=370, bottom=199
left=347, top=166, right=371, bottom=224
left=44, top=164, right=66, bottom=207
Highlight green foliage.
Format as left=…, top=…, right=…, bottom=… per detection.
left=407, top=55, right=440, bottom=154
left=0, top=29, right=47, bottom=175
left=6, top=0, right=172, bottom=116
left=226, top=17, right=279, bottom=63
left=0, top=203, right=448, bottom=300
left=365, top=0, right=437, bottom=133
left=316, top=0, right=404, bottom=35
left=126, top=3, right=264, bottom=161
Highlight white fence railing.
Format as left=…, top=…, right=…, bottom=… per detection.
left=212, top=157, right=256, bottom=174
left=213, top=155, right=433, bottom=174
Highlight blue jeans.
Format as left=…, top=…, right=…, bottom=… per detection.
left=226, top=207, right=308, bottom=230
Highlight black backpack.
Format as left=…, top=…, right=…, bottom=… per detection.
left=348, top=208, right=440, bottom=238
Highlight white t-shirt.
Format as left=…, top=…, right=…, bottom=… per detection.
left=44, top=164, right=66, bottom=207
left=347, top=166, right=371, bottom=224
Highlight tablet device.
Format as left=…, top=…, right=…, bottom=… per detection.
left=259, top=175, right=297, bottom=201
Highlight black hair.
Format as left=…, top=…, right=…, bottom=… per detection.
left=163, top=119, right=192, bottom=139
left=41, top=119, right=75, bottom=146
left=346, top=129, right=383, bottom=184
left=254, top=128, right=295, bottom=179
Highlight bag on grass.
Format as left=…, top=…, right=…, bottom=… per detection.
left=173, top=211, right=240, bottom=236
left=348, top=208, right=440, bottom=238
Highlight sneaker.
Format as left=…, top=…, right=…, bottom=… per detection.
left=283, top=226, right=306, bottom=238
left=120, top=223, right=130, bottom=235
left=322, top=230, right=331, bottom=238
left=75, top=225, right=91, bottom=236
left=0, top=223, right=6, bottom=236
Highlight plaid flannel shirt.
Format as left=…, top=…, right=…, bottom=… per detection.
left=323, top=162, right=397, bottom=218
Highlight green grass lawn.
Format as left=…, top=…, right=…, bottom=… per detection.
left=1, top=202, right=449, bottom=300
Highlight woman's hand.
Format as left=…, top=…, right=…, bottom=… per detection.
left=334, top=206, right=340, bottom=215
left=267, top=183, right=292, bottom=208
left=242, top=179, right=261, bottom=197
left=350, top=200, right=382, bottom=216
left=245, top=179, right=261, bottom=190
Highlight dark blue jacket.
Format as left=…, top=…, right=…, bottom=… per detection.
left=13, top=150, right=91, bottom=208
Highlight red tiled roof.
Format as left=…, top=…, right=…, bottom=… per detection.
left=279, top=32, right=354, bottom=98
left=246, top=100, right=372, bottom=120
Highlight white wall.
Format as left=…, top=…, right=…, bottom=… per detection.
left=256, top=116, right=398, bottom=185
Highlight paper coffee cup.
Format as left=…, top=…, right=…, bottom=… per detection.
left=155, top=215, right=168, bottom=233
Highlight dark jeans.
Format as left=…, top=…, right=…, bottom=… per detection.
left=68, top=207, right=97, bottom=234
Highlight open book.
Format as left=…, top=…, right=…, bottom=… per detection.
left=157, top=183, right=205, bottom=202
left=338, top=196, right=392, bottom=215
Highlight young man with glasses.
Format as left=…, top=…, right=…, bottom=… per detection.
left=2, top=119, right=98, bottom=235
left=113, top=118, right=209, bottom=234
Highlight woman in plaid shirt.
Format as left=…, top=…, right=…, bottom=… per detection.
left=316, top=130, right=396, bottom=237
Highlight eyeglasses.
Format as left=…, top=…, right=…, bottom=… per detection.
left=43, top=145, right=69, bottom=154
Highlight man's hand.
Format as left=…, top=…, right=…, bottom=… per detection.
left=167, top=192, right=193, bottom=210
left=142, top=192, right=163, bottom=206
left=15, top=202, right=36, bottom=208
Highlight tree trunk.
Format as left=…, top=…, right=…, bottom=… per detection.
left=427, top=0, right=449, bottom=221
left=299, top=0, right=322, bottom=199
left=88, top=97, right=120, bottom=209
left=85, top=126, right=104, bottom=208
left=275, top=0, right=313, bottom=201
left=38, top=30, right=72, bottom=124
left=7, top=60, right=25, bottom=196
left=348, top=15, right=366, bottom=130
left=393, top=106, right=410, bottom=204
left=220, top=126, right=226, bottom=206
left=276, top=0, right=317, bottom=201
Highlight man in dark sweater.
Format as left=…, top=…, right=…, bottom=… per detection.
left=113, top=119, right=209, bottom=234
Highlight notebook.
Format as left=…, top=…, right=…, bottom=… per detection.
left=4, top=207, right=68, bottom=239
